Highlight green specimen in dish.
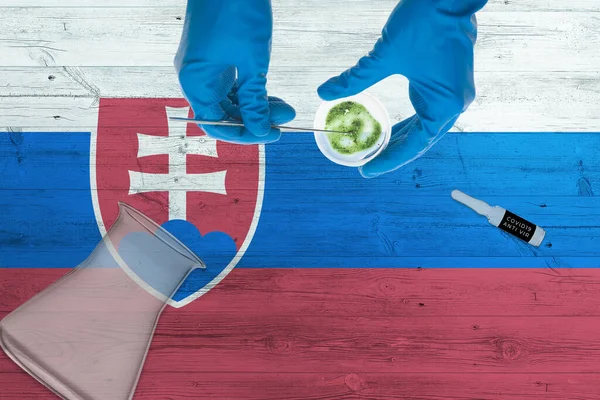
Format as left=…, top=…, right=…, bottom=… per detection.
left=324, top=101, right=382, bottom=155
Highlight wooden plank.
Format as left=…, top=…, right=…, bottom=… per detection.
left=2, top=193, right=599, bottom=261
left=1, top=371, right=599, bottom=400
left=3, top=269, right=600, bottom=382
left=143, top=315, right=600, bottom=374
left=3, top=268, right=600, bottom=318
left=4, top=67, right=600, bottom=101
left=2, top=131, right=598, bottom=195
left=131, top=372, right=600, bottom=400
left=3, top=68, right=600, bottom=130
left=1, top=7, right=598, bottom=70
left=1, top=0, right=599, bottom=12
left=0, top=97, right=99, bottom=131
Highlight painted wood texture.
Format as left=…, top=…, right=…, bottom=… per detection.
left=3, top=268, right=600, bottom=399
left=1, top=0, right=600, bottom=399
left=2, top=0, right=600, bottom=130
left=4, top=372, right=600, bottom=400
left=1, top=131, right=598, bottom=270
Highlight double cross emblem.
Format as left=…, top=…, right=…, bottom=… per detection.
left=129, top=107, right=228, bottom=221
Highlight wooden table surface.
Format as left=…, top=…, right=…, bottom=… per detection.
left=1, top=1, right=600, bottom=399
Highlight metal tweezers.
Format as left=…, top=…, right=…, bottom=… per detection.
left=168, top=117, right=351, bottom=135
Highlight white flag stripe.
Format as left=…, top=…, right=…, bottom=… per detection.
left=2, top=2, right=600, bottom=131
left=3, top=70, right=600, bottom=132
left=0, top=0, right=592, bottom=11
left=1, top=6, right=597, bottom=70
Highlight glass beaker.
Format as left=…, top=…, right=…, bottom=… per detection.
left=0, top=202, right=204, bottom=400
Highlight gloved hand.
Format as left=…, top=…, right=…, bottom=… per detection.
left=175, top=0, right=296, bottom=144
left=318, top=0, right=488, bottom=178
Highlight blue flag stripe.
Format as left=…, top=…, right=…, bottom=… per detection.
left=1, top=131, right=599, bottom=270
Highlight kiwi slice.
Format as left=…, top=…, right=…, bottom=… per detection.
left=324, top=101, right=382, bottom=155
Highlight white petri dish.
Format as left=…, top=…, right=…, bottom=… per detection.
left=313, top=92, right=391, bottom=167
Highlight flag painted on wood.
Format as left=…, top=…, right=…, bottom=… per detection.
left=1, top=98, right=598, bottom=309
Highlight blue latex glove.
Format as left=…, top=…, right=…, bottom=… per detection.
left=175, top=0, right=295, bottom=144
left=318, top=0, right=488, bottom=178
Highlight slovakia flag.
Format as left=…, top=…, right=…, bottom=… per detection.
left=1, top=98, right=599, bottom=399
